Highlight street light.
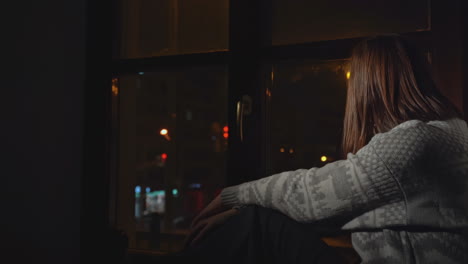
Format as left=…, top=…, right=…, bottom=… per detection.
left=160, top=128, right=171, bottom=140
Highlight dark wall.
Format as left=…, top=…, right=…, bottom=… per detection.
left=432, top=0, right=464, bottom=113
left=1, top=1, right=84, bottom=263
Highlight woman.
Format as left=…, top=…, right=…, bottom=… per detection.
left=180, top=34, right=468, bottom=263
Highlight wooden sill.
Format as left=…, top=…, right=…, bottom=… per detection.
left=321, top=235, right=353, bottom=248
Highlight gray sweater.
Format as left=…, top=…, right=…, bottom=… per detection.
left=221, top=118, right=468, bottom=263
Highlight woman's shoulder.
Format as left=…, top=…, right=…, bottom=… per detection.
left=373, top=118, right=466, bottom=139
left=426, top=117, right=468, bottom=132
left=370, top=119, right=427, bottom=143
left=368, top=118, right=467, bottom=151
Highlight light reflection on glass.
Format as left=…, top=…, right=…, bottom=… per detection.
left=114, top=66, right=227, bottom=252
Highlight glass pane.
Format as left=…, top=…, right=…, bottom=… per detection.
left=118, top=0, right=229, bottom=59
left=272, top=0, right=430, bottom=45
left=267, top=60, right=348, bottom=175
left=113, top=66, right=228, bottom=253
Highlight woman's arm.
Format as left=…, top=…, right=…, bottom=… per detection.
left=220, top=123, right=427, bottom=222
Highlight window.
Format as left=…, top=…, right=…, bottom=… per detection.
left=109, top=0, right=432, bottom=256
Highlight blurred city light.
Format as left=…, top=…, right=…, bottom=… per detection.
left=189, top=183, right=201, bottom=189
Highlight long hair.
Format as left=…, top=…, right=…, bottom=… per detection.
left=342, top=34, right=462, bottom=155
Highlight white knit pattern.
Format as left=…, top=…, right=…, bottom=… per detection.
left=221, top=118, right=468, bottom=263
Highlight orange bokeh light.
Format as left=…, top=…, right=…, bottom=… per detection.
left=223, top=126, right=229, bottom=132
left=223, top=132, right=229, bottom=139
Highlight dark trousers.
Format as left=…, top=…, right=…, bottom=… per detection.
left=171, top=205, right=348, bottom=264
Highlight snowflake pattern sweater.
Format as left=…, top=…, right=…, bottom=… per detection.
left=221, top=118, right=468, bottom=263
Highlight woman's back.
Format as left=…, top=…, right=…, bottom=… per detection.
left=347, top=118, right=468, bottom=263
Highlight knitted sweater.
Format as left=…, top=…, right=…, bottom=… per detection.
left=221, top=118, right=468, bottom=263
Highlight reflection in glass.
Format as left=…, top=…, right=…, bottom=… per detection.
left=114, top=66, right=228, bottom=252
left=118, top=0, right=229, bottom=59
left=272, top=0, right=430, bottom=45
left=268, top=60, right=348, bottom=175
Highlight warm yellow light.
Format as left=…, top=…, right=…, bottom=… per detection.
left=321, top=156, right=327, bottom=162
left=346, top=71, right=351, bottom=79
left=289, top=148, right=294, bottom=154
left=280, top=147, right=285, bottom=153
left=160, top=129, right=168, bottom=136
left=111, top=78, right=119, bottom=96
